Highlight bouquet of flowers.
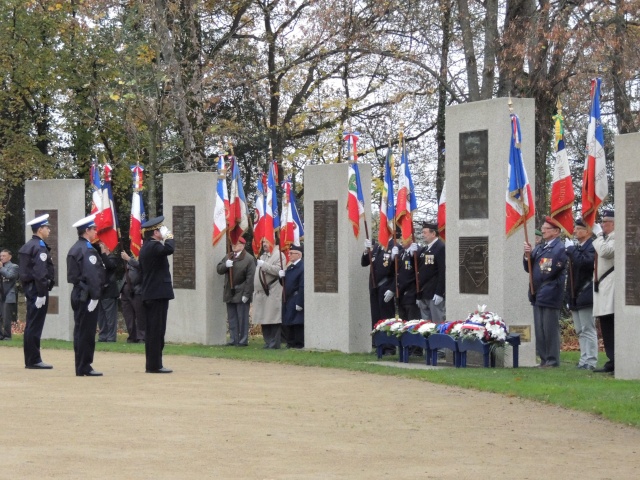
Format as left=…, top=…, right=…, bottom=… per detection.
left=399, top=320, right=437, bottom=338
left=436, top=320, right=465, bottom=339
left=371, top=318, right=404, bottom=336
left=460, top=305, right=509, bottom=346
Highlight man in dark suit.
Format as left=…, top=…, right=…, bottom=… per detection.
left=282, top=244, right=304, bottom=349
left=67, top=214, right=106, bottom=376
left=565, top=217, right=597, bottom=370
left=18, top=214, right=55, bottom=369
left=361, top=239, right=396, bottom=327
left=394, top=238, right=420, bottom=321
left=524, top=216, right=568, bottom=368
left=0, top=249, right=20, bottom=340
left=139, top=216, right=175, bottom=373
left=417, top=222, right=446, bottom=323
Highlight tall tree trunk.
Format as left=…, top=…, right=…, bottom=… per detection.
left=611, top=0, right=637, bottom=134
left=456, top=0, right=479, bottom=101
left=480, top=0, right=498, bottom=99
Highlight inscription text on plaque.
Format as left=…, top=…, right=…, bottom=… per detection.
left=172, top=205, right=196, bottom=289
left=459, top=130, right=489, bottom=219
left=313, top=200, right=338, bottom=293
left=625, top=182, right=640, bottom=305
left=459, top=236, right=489, bottom=294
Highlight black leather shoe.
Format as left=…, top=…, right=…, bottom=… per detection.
left=25, top=362, right=53, bottom=369
left=146, top=367, right=173, bottom=373
left=77, top=370, right=103, bottom=377
left=593, top=367, right=614, bottom=373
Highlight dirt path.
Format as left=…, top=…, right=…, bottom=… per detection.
left=1, top=346, right=638, bottom=479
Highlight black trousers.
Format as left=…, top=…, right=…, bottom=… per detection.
left=599, top=314, right=615, bottom=369
left=71, top=287, right=99, bottom=375
left=144, top=299, right=169, bottom=371
left=121, top=292, right=146, bottom=342
left=368, top=284, right=396, bottom=328
left=398, top=303, right=421, bottom=321
left=283, top=324, right=304, bottom=348
left=23, top=285, right=48, bottom=366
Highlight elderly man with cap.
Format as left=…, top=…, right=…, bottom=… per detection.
left=281, top=244, right=304, bottom=348
left=253, top=239, right=286, bottom=349
left=139, top=216, right=175, bottom=373
left=417, top=221, right=446, bottom=323
left=523, top=216, right=568, bottom=368
left=18, top=214, right=55, bottom=369
left=593, top=210, right=615, bottom=373
left=565, top=217, right=597, bottom=370
left=216, top=236, right=255, bottom=347
left=67, top=214, right=106, bottom=376
left=0, top=249, right=20, bottom=341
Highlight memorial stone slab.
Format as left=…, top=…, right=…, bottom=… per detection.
left=445, top=98, right=536, bottom=367
left=164, top=173, right=227, bottom=345
left=614, top=132, right=640, bottom=380
left=25, top=180, right=85, bottom=340
left=304, top=163, right=371, bottom=353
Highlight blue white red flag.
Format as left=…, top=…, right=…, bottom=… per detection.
left=252, top=174, right=266, bottom=256
left=95, top=163, right=119, bottom=251
left=505, top=113, right=535, bottom=237
left=90, top=162, right=102, bottom=213
left=378, top=146, right=395, bottom=248
left=582, top=78, right=608, bottom=227
left=129, top=164, right=145, bottom=258
left=212, top=154, right=229, bottom=246
left=395, top=145, right=417, bottom=243
left=228, top=156, right=249, bottom=245
left=280, top=177, right=304, bottom=251
left=264, top=161, right=279, bottom=252
left=437, top=181, right=446, bottom=241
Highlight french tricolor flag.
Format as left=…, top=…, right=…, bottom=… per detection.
left=95, top=163, right=119, bottom=251
left=505, top=113, right=535, bottom=237
left=212, top=154, right=229, bottom=246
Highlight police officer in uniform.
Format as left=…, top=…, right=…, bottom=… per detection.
left=67, top=214, right=106, bottom=376
left=361, top=238, right=395, bottom=327
left=139, top=216, right=175, bottom=373
left=19, top=214, right=55, bottom=369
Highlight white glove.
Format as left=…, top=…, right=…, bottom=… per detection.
left=383, top=290, right=394, bottom=303
left=391, top=246, right=399, bottom=258
left=257, top=259, right=265, bottom=267
left=159, top=225, right=168, bottom=237
left=364, top=238, right=372, bottom=249
left=242, top=296, right=249, bottom=303
left=564, top=238, right=574, bottom=248
left=592, top=223, right=602, bottom=236
left=88, top=299, right=99, bottom=312
left=278, top=270, right=285, bottom=278
left=407, top=243, right=418, bottom=255
left=295, top=305, right=303, bottom=311
left=35, top=296, right=46, bottom=309
left=225, top=259, right=234, bottom=268
left=433, top=294, right=444, bottom=306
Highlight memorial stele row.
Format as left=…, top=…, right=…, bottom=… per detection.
left=23, top=100, right=640, bottom=378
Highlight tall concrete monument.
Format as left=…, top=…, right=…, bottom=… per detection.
left=303, top=163, right=372, bottom=353
left=613, top=132, right=640, bottom=380
left=24, top=179, right=85, bottom=341
left=445, top=98, right=536, bottom=367
left=164, top=172, right=227, bottom=345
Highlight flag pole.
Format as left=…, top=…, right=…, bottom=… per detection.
left=509, top=95, right=535, bottom=296
left=393, top=129, right=400, bottom=307
left=269, top=141, right=286, bottom=303
left=399, top=123, right=420, bottom=295
left=219, top=141, right=235, bottom=292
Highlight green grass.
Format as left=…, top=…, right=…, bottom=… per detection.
left=3, top=335, right=639, bottom=427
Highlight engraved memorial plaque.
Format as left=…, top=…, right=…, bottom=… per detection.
left=172, top=205, right=196, bottom=290
left=625, top=182, right=640, bottom=305
left=314, top=200, right=338, bottom=293
left=509, top=325, right=531, bottom=343
left=35, top=209, right=58, bottom=286
left=459, top=236, right=488, bottom=294
left=459, top=130, right=489, bottom=219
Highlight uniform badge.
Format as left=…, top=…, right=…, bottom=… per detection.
left=39, top=253, right=47, bottom=262
left=539, top=257, right=552, bottom=272
left=89, top=255, right=97, bottom=265
left=425, top=255, right=434, bottom=265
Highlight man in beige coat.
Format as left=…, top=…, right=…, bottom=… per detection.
left=253, top=239, right=286, bottom=349
left=593, top=210, right=615, bottom=373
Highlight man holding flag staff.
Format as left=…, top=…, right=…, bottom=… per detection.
left=523, top=217, right=567, bottom=368
left=593, top=210, right=615, bottom=373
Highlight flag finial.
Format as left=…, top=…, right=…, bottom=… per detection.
left=269, top=140, right=273, bottom=161
left=556, top=97, right=562, bottom=113
left=508, top=92, right=513, bottom=113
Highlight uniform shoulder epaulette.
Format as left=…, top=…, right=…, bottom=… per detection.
left=39, top=239, right=46, bottom=247
left=85, top=241, right=95, bottom=249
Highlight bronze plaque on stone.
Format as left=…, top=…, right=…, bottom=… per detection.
left=35, top=209, right=58, bottom=286
left=459, top=130, right=489, bottom=219
left=625, top=182, right=640, bottom=305
left=459, top=236, right=488, bottom=294
left=313, top=200, right=338, bottom=293
left=47, top=296, right=59, bottom=315
left=509, top=325, right=531, bottom=343
left=172, top=205, right=196, bottom=290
